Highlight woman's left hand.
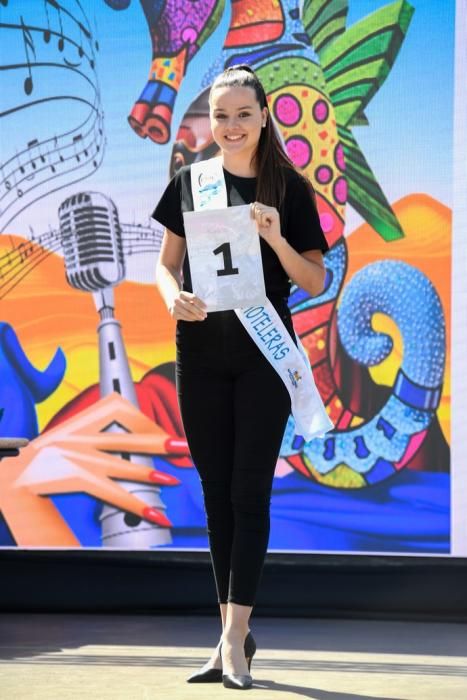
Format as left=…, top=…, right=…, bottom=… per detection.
left=250, top=201, right=284, bottom=251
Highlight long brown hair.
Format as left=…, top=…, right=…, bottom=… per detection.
left=209, top=64, right=314, bottom=209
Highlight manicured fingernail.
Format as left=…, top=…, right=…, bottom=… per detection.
left=149, top=470, right=180, bottom=485
left=142, top=507, right=172, bottom=527
left=165, top=437, right=189, bottom=454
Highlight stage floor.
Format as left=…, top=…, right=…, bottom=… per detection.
left=0, top=614, right=466, bottom=699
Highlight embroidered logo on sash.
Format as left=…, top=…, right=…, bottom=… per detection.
left=288, top=369, right=302, bottom=388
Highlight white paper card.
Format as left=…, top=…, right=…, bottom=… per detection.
left=183, top=204, right=266, bottom=312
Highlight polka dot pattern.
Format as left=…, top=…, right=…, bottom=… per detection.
left=273, top=94, right=302, bottom=127
left=313, top=99, right=329, bottom=123
left=334, top=143, right=346, bottom=171
left=286, top=136, right=312, bottom=168
left=316, top=165, right=333, bottom=184
left=333, top=177, right=348, bottom=205
left=258, top=59, right=346, bottom=228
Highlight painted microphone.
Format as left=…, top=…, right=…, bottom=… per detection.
left=58, top=191, right=172, bottom=547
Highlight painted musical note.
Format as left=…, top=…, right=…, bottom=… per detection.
left=2, top=165, right=20, bottom=195
left=27, top=139, right=46, bottom=171
left=43, top=0, right=52, bottom=43
left=92, top=12, right=100, bottom=66
left=28, top=139, right=39, bottom=170
left=1, top=178, right=23, bottom=199
left=1, top=164, right=12, bottom=194
left=47, top=0, right=65, bottom=52
left=17, top=242, right=34, bottom=263
left=78, top=24, right=84, bottom=58
left=20, top=16, right=36, bottom=95
left=55, top=132, right=66, bottom=163
left=72, top=134, right=83, bottom=162
left=77, top=20, right=92, bottom=58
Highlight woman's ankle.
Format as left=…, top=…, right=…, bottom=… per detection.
left=223, top=626, right=250, bottom=643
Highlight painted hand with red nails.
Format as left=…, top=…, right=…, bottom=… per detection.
left=0, top=393, right=189, bottom=546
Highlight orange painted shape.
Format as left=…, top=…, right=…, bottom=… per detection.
left=326, top=397, right=345, bottom=425
left=225, top=21, right=284, bottom=47
left=300, top=328, right=329, bottom=363
left=225, top=0, right=284, bottom=47
left=292, top=301, right=334, bottom=336
left=286, top=454, right=310, bottom=478
left=150, top=48, right=187, bottom=90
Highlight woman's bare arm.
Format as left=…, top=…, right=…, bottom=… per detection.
left=273, top=244, right=326, bottom=297
left=155, top=229, right=207, bottom=321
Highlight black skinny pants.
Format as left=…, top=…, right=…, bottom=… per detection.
left=175, top=299, right=293, bottom=606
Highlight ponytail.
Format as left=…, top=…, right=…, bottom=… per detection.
left=209, top=64, right=313, bottom=209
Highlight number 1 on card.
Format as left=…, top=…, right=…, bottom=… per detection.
left=213, top=241, right=239, bottom=277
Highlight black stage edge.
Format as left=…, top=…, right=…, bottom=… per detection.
left=1, top=551, right=467, bottom=622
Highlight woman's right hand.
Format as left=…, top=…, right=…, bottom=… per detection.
left=156, top=231, right=207, bottom=321
left=169, top=291, right=207, bottom=321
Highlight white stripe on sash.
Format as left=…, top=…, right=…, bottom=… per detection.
left=189, top=157, right=334, bottom=441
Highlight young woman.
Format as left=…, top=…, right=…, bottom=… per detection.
left=152, top=65, right=329, bottom=690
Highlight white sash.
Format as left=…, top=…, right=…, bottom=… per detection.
left=189, top=157, right=334, bottom=441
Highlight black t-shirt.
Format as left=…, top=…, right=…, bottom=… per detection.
left=151, top=164, right=329, bottom=298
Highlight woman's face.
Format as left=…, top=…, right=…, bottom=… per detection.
left=209, top=85, right=267, bottom=160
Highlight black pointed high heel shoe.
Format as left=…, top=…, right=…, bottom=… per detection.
left=221, top=632, right=256, bottom=690
left=244, top=631, right=256, bottom=672
left=186, top=631, right=256, bottom=684
left=186, top=643, right=222, bottom=683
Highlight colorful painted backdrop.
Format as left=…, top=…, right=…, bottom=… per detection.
left=0, top=0, right=460, bottom=553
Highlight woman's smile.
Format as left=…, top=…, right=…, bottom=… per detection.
left=209, top=86, right=267, bottom=170
left=224, top=134, right=246, bottom=142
